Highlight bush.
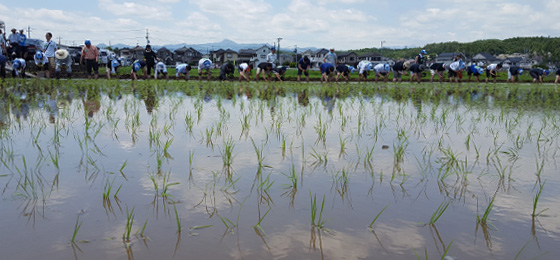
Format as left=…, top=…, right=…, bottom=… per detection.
left=289, top=62, right=296, bottom=68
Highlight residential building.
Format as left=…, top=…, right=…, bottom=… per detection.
left=337, top=52, right=358, bottom=66
left=210, top=49, right=238, bottom=65
left=131, top=46, right=145, bottom=61
left=358, top=52, right=383, bottom=63
left=472, top=53, right=502, bottom=65
left=238, top=49, right=257, bottom=64
left=254, top=45, right=272, bottom=65
left=435, top=52, right=461, bottom=63
left=156, top=47, right=174, bottom=65
left=174, top=47, right=202, bottom=65
left=279, top=53, right=294, bottom=65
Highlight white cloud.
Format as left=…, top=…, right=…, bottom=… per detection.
left=99, top=0, right=172, bottom=20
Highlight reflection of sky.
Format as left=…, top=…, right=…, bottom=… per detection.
left=1, top=85, right=560, bottom=259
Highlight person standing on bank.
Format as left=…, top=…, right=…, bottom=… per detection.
left=267, top=47, right=278, bottom=68
left=80, top=40, right=99, bottom=79
left=43, top=32, right=57, bottom=78
left=7, top=28, right=20, bottom=58
left=18, top=29, right=27, bottom=59
left=144, top=45, right=158, bottom=79
left=415, top=49, right=427, bottom=65
left=323, top=48, right=337, bottom=66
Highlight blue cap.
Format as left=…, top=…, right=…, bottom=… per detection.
left=112, top=59, right=120, bottom=68
left=384, top=64, right=390, bottom=71
left=35, top=51, right=43, bottom=60
left=133, top=62, right=141, bottom=72
left=518, top=68, right=523, bottom=75
left=544, top=70, right=550, bottom=76
left=271, top=47, right=276, bottom=51
left=350, top=66, right=355, bottom=73
left=12, top=60, right=20, bottom=69
left=420, top=50, right=427, bottom=55
left=367, top=63, right=373, bottom=70
left=203, top=60, right=212, bottom=69
left=478, top=67, right=484, bottom=75
left=85, top=39, right=91, bottom=46
left=459, top=61, right=466, bottom=70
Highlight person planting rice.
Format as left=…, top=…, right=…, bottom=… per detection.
left=485, top=63, right=502, bottom=83
left=320, top=62, right=335, bottom=83
left=106, top=53, right=120, bottom=80
left=392, top=58, right=407, bottom=82
left=297, top=56, right=311, bottom=82
left=237, top=62, right=252, bottom=82
left=256, top=62, right=273, bottom=82
left=34, top=51, right=50, bottom=79
left=529, top=68, right=549, bottom=83
left=131, top=60, right=147, bottom=80
left=54, top=49, right=72, bottom=79
left=466, top=64, right=484, bottom=83
left=357, top=60, right=373, bottom=82
left=409, top=63, right=425, bottom=83
left=154, top=60, right=169, bottom=80
left=175, top=64, right=192, bottom=80
left=447, top=60, right=466, bottom=83
left=506, top=66, right=523, bottom=83
left=218, top=63, right=235, bottom=81
left=198, top=58, right=213, bottom=80
left=374, top=63, right=391, bottom=83
left=335, top=64, right=354, bottom=83
left=11, top=54, right=26, bottom=78
left=271, top=66, right=288, bottom=82
left=429, top=62, right=446, bottom=83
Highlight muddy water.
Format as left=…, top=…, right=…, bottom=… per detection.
left=0, top=82, right=559, bottom=260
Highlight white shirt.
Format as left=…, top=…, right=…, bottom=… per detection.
left=12, top=58, right=26, bottom=76
left=8, top=33, right=20, bottom=45
left=239, top=63, right=249, bottom=72
left=266, top=52, right=277, bottom=67
left=374, top=63, right=390, bottom=73
left=43, top=40, right=57, bottom=58
left=154, top=62, right=167, bottom=79
left=487, top=64, right=498, bottom=71
left=198, top=58, right=212, bottom=70
left=449, top=61, right=462, bottom=71
left=357, top=60, right=372, bottom=74
left=176, top=64, right=189, bottom=75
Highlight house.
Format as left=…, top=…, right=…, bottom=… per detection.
left=472, top=53, right=502, bottom=65
left=337, top=52, right=358, bottom=66
left=435, top=52, right=461, bottom=63
left=279, top=54, right=294, bottom=65
left=174, top=47, right=202, bottom=65
left=254, top=45, right=272, bottom=65
left=358, top=52, right=383, bottom=63
left=238, top=49, right=257, bottom=64
left=119, top=48, right=132, bottom=59
left=131, top=46, right=145, bottom=61
left=308, top=48, right=329, bottom=67
left=210, top=49, right=238, bottom=65
left=156, top=47, right=174, bottom=65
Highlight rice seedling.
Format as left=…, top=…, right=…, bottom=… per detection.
left=251, top=138, right=265, bottom=168
left=254, top=208, right=272, bottom=236
left=428, top=201, right=450, bottom=225
left=368, top=204, right=389, bottom=231
left=339, top=134, right=349, bottom=158
left=161, top=174, right=180, bottom=197
left=174, top=205, right=181, bottom=233
left=71, top=215, right=83, bottom=243
left=123, top=207, right=135, bottom=241
left=310, top=192, right=326, bottom=228
left=281, top=163, right=298, bottom=189
left=185, top=112, right=194, bottom=133
left=221, top=137, right=236, bottom=167
left=135, top=218, right=149, bottom=239
left=476, top=196, right=495, bottom=224
left=532, top=181, right=548, bottom=217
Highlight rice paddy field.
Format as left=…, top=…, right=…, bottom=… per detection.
left=0, top=79, right=559, bottom=260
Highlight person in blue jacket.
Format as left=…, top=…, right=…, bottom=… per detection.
left=131, top=60, right=147, bottom=80
left=466, top=64, right=485, bottom=83
left=297, top=56, right=311, bottom=82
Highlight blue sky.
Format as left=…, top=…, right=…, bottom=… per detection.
left=1, top=0, right=559, bottom=50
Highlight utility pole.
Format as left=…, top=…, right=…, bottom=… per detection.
left=146, top=28, right=150, bottom=45
left=27, top=26, right=30, bottom=38
left=277, top=37, right=282, bottom=66
left=57, top=36, right=62, bottom=46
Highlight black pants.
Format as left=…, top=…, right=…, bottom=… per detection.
left=85, top=59, right=99, bottom=75
left=146, top=62, right=155, bottom=75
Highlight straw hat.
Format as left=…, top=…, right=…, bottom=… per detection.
left=55, top=49, right=69, bottom=59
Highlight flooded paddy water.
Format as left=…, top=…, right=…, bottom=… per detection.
left=0, top=80, right=559, bottom=260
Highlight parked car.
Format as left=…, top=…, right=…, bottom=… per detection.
left=67, top=46, right=82, bottom=65
left=24, top=38, right=44, bottom=61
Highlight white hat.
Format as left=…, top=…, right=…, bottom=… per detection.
left=55, top=49, right=69, bottom=59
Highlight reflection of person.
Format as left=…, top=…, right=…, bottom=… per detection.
left=256, top=62, right=273, bottom=82
left=237, top=63, right=252, bottom=82
left=218, top=63, right=235, bottom=81
left=80, top=40, right=99, bottom=79
left=34, top=51, right=50, bottom=79
left=131, top=60, right=147, bottom=80
left=320, top=62, right=335, bottom=83
left=55, top=49, right=72, bottom=79
left=144, top=88, right=158, bottom=114
left=82, top=88, right=101, bottom=118
left=198, top=58, right=213, bottom=80
left=506, top=66, right=523, bottom=83
left=154, top=61, right=169, bottom=80
left=298, top=89, right=309, bottom=107
left=43, top=32, right=57, bottom=78
left=297, top=56, right=311, bottom=82
left=175, top=64, right=191, bottom=80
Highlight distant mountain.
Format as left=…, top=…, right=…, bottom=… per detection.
left=97, top=39, right=319, bottom=54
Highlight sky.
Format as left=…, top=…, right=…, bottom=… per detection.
left=1, top=0, right=559, bottom=50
